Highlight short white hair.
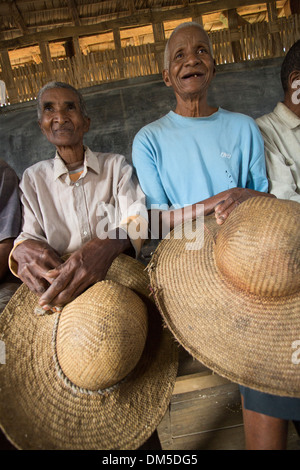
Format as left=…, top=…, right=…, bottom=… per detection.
left=37, top=81, right=89, bottom=120
left=163, top=21, right=214, bottom=70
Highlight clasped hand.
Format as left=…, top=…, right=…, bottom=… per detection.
left=213, top=188, right=275, bottom=224
left=13, top=236, right=128, bottom=310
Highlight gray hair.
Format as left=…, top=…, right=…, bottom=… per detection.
left=37, top=81, right=89, bottom=120
left=163, top=21, right=214, bottom=70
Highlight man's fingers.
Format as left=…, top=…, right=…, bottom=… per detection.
left=43, top=266, right=62, bottom=284
left=39, top=270, right=71, bottom=307
left=215, top=199, right=242, bottom=224
left=20, top=272, right=49, bottom=296
left=18, top=262, right=53, bottom=295
left=48, top=280, right=92, bottom=308
left=39, top=275, right=92, bottom=309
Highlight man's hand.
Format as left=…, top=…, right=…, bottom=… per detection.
left=214, top=188, right=275, bottom=225
left=12, top=239, right=62, bottom=296
left=38, top=233, right=132, bottom=310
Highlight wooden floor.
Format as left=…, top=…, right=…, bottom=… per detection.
left=157, top=346, right=300, bottom=451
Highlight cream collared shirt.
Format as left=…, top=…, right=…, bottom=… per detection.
left=256, top=102, right=300, bottom=202
left=10, top=147, right=148, bottom=275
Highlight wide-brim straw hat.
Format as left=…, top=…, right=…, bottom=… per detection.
left=0, top=254, right=178, bottom=450
left=148, top=197, right=300, bottom=398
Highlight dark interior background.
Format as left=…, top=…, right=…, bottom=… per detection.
left=0, top=57, right=283, bottom=178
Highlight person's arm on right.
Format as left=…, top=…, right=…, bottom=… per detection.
left=260, top=129, right=300, bottom=202
left=0, top=163, right=22, bottom=281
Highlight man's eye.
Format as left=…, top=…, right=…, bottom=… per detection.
left=198, top=47, right=208, bottom=54
left=175, top=52, right=183, bottom=60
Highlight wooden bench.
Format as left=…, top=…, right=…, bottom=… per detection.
left=157, top=346, right=300, bottom=450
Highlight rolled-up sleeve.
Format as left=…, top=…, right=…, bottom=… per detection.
left=115, top=157, right=148, bottom=256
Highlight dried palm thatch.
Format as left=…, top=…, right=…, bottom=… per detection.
left=0, top=1, right=299, bottom=104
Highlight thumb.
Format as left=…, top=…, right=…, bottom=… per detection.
left=44, top=266, right=61, bottom=283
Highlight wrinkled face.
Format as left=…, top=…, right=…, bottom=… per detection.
left=163, top=26, right=215, bottom=100
left=38, top=87, right=90, bottom=148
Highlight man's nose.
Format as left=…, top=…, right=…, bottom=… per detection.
left=53, top=110, right=69, bottom=123
left=185, top=51, right=201, bottom=65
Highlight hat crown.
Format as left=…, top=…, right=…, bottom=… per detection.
left=56, top=281, right=148, bottom=391
left=214, top=198, right=300, bottom=297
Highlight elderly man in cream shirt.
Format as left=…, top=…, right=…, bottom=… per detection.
left=10, top=81, right=148, bottom=311
left=256, top=40, right=300, bottom=203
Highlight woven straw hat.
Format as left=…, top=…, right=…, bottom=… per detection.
left=149, top=197, right=300, bottom=398
left=0, top=254, right=178, bottom=450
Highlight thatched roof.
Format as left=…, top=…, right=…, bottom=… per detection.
left=0, top=1, right=290, bottom=51
left=0, top=1, right=298, bottom=105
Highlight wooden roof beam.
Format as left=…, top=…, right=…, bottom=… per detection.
left=0, top=0, right=274, bottom=51
left=8, top=0, right=28, bottom=34
left=67, top=0, right=82, bottom=26
left=128, top=0, right=136, bottom=15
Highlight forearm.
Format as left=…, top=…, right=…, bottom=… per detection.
left=150, top=192, right=234, bottom=237
left=149, top=188, right=275, bottom=237
left=97, top=229, right=134, bottom=259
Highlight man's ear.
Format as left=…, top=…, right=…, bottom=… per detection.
left=162, top=69, right=172, bottom=88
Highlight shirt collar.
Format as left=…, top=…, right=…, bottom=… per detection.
left=53, top=146, right=100, bottom=180
left=274, top=102, right=300, bottom=130
left=84, top=147, right=100, bottom=174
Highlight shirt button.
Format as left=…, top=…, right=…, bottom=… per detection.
left=83, top=231, right=87, bottom=236
left=75, top=182, right=79, bottom=187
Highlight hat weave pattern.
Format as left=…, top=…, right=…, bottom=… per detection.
left=149, top=197, right=300, bottom=398
left=0, top=254, right=178, bottom=450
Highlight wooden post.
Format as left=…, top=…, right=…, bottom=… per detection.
left=72, top=36, right=84, bottom=87
left=0, top=49, right=18, bottom=104
left=64, top=38, right=75, bottom=58
left=39, top=41, right=53, bottom=82
left=113, top=28, right=124, bottom=79
left=227, top=9, right=243, bottom=62
left=192, top=15, right=204, bottom=27
left=267, top=1, right=282, bottom=57
left=152, top=22, right=165, bottom=72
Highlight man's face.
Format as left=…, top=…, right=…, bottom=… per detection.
left=163, top=26, right=215, bottom=100
left=38, top=87, right=90, bottom=148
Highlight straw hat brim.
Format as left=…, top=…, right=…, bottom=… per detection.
left=0, top=254, right=178, bottom=450
left=149, top=215, right=300, bottom=398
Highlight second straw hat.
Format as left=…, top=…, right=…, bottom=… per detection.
left=149, top=197, right=300, bottom=398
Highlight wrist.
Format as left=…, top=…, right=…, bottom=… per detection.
left=92, top=231, right=132, bottom=257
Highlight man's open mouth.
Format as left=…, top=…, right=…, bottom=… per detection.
left=54, top=127, right=73, bottom=133
left=182, top=72, right=203, bottom=79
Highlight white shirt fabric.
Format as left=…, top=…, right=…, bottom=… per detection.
left=256, top=102, right=300, bottom=202
left=12, top=147, right=148, bottom=267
